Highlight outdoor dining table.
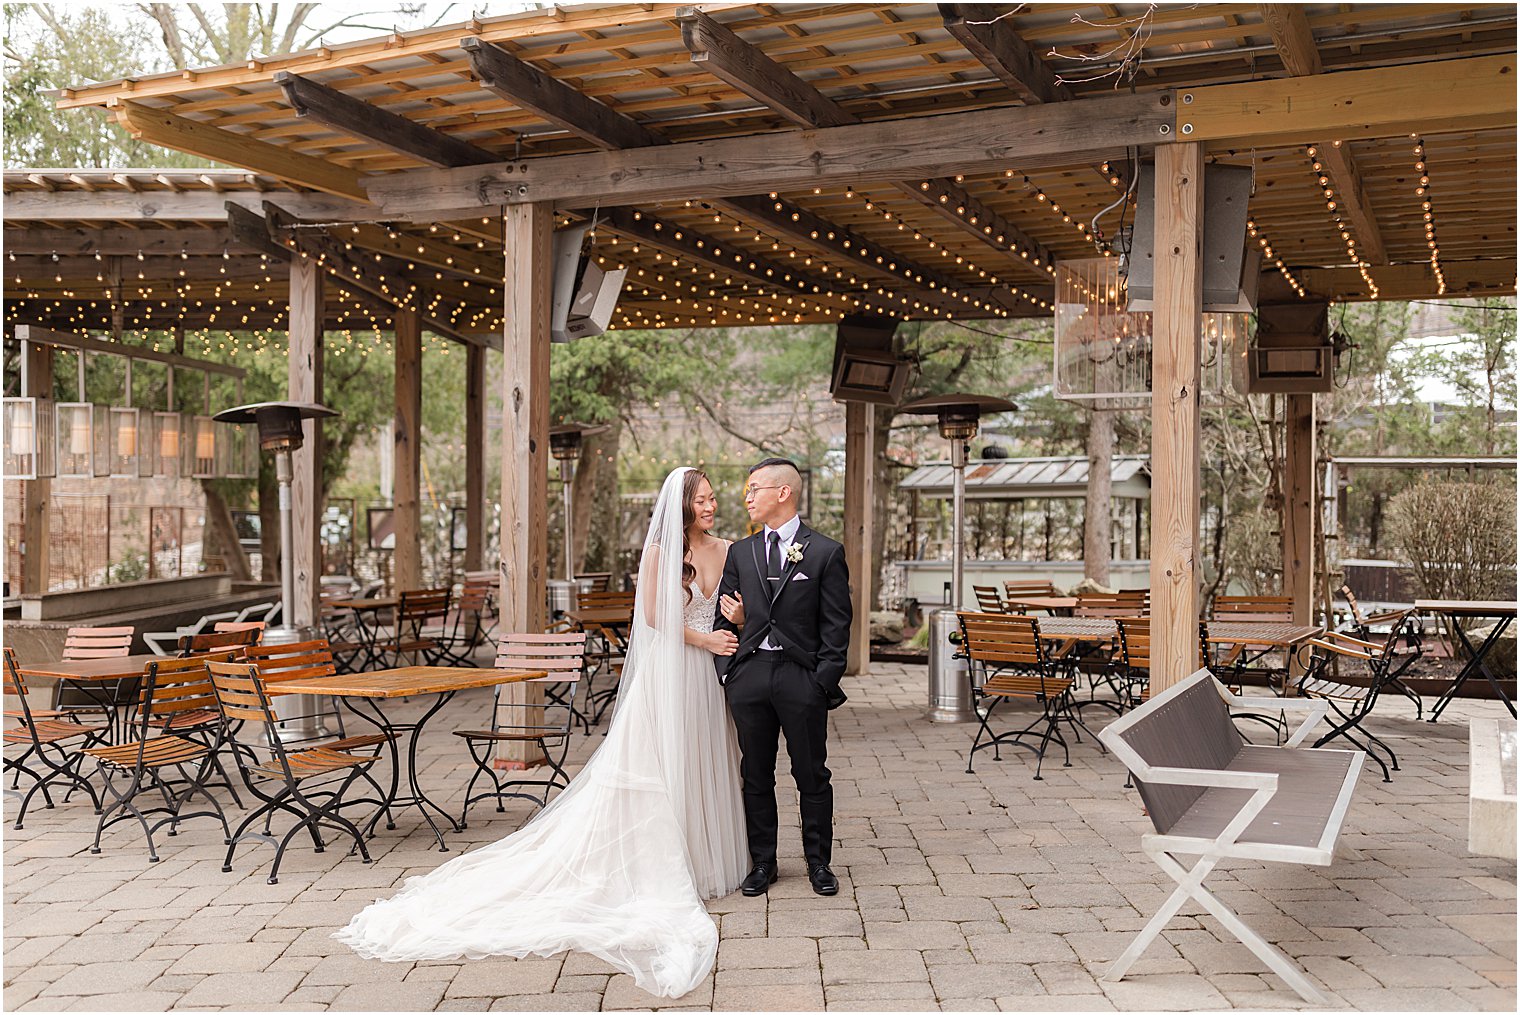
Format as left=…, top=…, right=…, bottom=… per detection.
left=1006, top=595, right=1078, bottom=615
left=565, top=606, right=635, bottom=723
left=327, top=597, right=399, bottom=671
left=268, top=665, right=542, bottom=851
left=1415, top=599, right=1517, bottom=721
left=17, top=653, right=161, bottom=741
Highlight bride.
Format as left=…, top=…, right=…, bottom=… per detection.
left=336, top=468, right=750, bottom=998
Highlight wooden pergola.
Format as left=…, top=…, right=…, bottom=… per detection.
left=5, top=2, right=1515, bottom=695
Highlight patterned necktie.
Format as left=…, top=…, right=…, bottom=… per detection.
left=767, top=530, right=782, bottom=581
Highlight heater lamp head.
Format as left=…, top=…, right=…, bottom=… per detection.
left=548, top=422, right=610, bottom=461
left=899, top=393, right=1017, bottom=441
left=213, top=401, right=338, bottom=452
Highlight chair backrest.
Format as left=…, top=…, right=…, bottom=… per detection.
left=139, top=653, right=234, bottom=729
left=576, top=589, right=636, bottom=611
left=245, top=639, right=337, bottom=687
left=956, top=612, right=1047, bottom=669
left=1211, top=595, right=1293, bottom=622
left=213, top=621, right=266, bottom=635
left=496, top=632, right=590, bottom=684
left=399, top=588, right=451, bottom=623
left=456, top=575, right=493, bottom=612
left=206, top=659, right=278, bottom=728
left=1108, top=671, right=1244, bottom=835
left=575, top=572, right=613, bottom=593
left=1338, top=584, right=1370, bottom=628
left=972, top=585, right=1008, bottom=614
left=1116, top=617, right=1151, bottom=671
left=62, top=626, right=135, bottom=660
left=4, top=647, right=28, bottom=699
left=1076, top=590, right=1150, bottom=618
left=1003, top=580, right=1059, bottom=599
left=180, top=625, right=262, bottom=656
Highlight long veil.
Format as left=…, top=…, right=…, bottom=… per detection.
left=335, top=467, right=720, bottom=998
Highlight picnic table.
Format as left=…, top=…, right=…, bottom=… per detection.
left=1415, top=600, right=1517, bottom=721
left=270, top=665, right=542, bottom=851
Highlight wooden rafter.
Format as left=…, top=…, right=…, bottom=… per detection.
left=0, top=187, right=377, bottom=223
left=461, top=37, right=665, bottom=150
left=1260, top=4, right=1324, bottom=76
left=110, top=100, right=371, bottom=202
left=2, top=226, right=245, bottom=256
left=275, top=71, right=499, bottom=168
left=939, top=3, right=1073, bottom=105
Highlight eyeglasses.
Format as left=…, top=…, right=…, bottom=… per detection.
left=743, top=485, right=784, bottom=500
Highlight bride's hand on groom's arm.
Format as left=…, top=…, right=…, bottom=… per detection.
left=703, top=629, right=739, bottom=656
left=719, top=592, right=745, bottom=627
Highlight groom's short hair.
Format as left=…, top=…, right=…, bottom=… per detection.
left=749, top=456, right=799, bottom=476
left=750, top=457, right=801, bottom=502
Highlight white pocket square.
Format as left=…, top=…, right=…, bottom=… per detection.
left=791, top=572, right=809, bottom=582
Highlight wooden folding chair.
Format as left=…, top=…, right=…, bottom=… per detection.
left=208, top=660, right=379, bottom=884
left=378, top=588, right=452, bottom=666
left=455, top=632, right=589, bottom=826
left=1210, top=594, right=1294, bottom=686
left=1339, top=584, right=1424, bottom=717
left=1293, top=613, right=1413, bottom=782
left=1003, top=580, right=1059, bottom=599
left=958, top=612, right=1104, bottom=779
left=436, top=576, right=496, bottom=665
left=4, top=648, right=106, bottom=829
left=575, top=572, right=613, bottom=593
left=51, top=625, right=138, bottom=719
left=82, top=655, right=234, bottom=862
left=972, top=585, right=1008, bottom=614
left=180, top=626, right=262, bottom=657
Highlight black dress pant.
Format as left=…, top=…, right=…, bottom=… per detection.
left=724, top=651, right=832, bottom=868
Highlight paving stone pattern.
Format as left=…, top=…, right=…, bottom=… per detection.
left=4, top=662, right=1515, bottom=1011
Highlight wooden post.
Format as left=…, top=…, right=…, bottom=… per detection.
left=393, top=308, right=423, bottom=592
left=288, top=255, right=324, bottom=629
left=21, top=342, right=52, bottom=595
left=1283, top=393, right=1316, bottom=627
left=843, top=400, right=874, bottom=675
left=464, top=342, right=487, bottom=573
left=1148, top=142, right=1205, bottom=691
left=498, top=202, right=552, bottom=766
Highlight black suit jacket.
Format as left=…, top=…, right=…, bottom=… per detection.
left=713, top=520, right=853, bottom=709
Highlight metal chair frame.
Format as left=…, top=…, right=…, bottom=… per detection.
left=1293, top=615, right=1411, bottom=782
left=1339, top=584, right=1425, bottom=717
left=4, top=648, right=107, bottom=828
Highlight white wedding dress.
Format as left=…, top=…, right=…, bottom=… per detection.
left=336, top=468, right=749, bottom=998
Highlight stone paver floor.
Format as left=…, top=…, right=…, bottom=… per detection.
left=4, top=662, right=1515, bottom=1011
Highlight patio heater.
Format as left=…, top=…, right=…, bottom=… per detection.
left=901, top=393, right=1017, bottom=723
left=213, top=401, right=338, bottom=737
left=548, top=422, right=609, bottom=615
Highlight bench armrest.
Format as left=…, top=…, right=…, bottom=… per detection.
left=1219, top=685, right=1330, bottom=747
left=1143, top=765, right=1278, bottom=791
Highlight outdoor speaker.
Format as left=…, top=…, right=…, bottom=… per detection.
left=830, top=315, right=908, bottom=405
left=550, top=223, right=628, bottom=343
left=1126, top=162, right=1257, bottom=311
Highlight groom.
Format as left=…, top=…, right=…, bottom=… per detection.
left=713, top=457, right=852, bottom=897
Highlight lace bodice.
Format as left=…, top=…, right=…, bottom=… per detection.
left=684, top=584, right=719, bottom=634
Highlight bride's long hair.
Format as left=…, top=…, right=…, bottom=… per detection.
left=679, top=469, right=709, bottom=604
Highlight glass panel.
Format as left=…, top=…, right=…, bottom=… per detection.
left=184, top=414, right=218, bottom=478
left=106, top=406, right=143, bottom=478
left=55, top=402, right=96, bottom=478
left=2, top=397, right=54, bottom=479
left=153, top=411, right=182, bottom=477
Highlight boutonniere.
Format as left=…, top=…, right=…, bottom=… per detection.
left=785, top=540, right=806, bottom=564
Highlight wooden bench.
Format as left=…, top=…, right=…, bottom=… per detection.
left=1098, top=668, right=1364, bottom=1006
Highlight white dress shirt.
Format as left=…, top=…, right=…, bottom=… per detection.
left=759, top=514, right=801, bottom=650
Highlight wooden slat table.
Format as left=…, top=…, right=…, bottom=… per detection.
left=272, top=666, right=543, bottom=850
left=17, top=654, right=162, bottom=741
left=1415, top=600, right=1518, bottom=721
left=1006, top=596, right=1077, bottom=615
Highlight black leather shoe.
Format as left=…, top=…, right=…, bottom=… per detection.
left=740, top=863, right=778, bottom=896
left=808, top=864, right=839, bottom=896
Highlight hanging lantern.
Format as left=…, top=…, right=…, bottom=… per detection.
left=153, top=411, right=183, bottom=477
left=2, top=397, right=55, bottom=480
left=106, top=406, right=145, bottom=478
left=182, top=414, right=218, bottom=478
left=218, top=422, right=257, bottom=479
left=55, top=402, right=98, bottom=478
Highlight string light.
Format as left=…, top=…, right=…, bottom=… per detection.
left=1011, top=171, right=1109, bottom=255
left=1245, top=218, right=1307, bottom=298
left=1410, top=135, right=1445, bottom=295
left=1306, top=144, right=1377, bottom=299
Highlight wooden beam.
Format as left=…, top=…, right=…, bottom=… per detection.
left=939, top=3, right=1073, bottom=105
left=1178, top=55, right=1516, bottom=150
left=843, top=399, right=875, bottom=677
left=1259, top=258, right=1516, bottom=303
left=676, top=8, right=855, bottom=129
left=363, top=89, right=1171, bottom=215
left=461, top=37, right=665, bottom=150
left=1282, top=393, right=1316, bottom=627
left=464, top=343, right=487, bottom=573
left=110, top=100, right=371, bottom=203
left=288, top=254, right=324, bottom=630
left=0, top=189, right=379, bottom=222
left=20, top=341, right=52, bottom=596
left=1312, top=141, right=1388, bottom=266
left=497, top=201, right=553, bottom=766
left=1147, top=141, right=1204, bottom=693
left=1259, top=4, right=1323, bottom=76
left=2, top=227, right=245, bottom=257
left=275, top=71, right=499, bottom=169
left=12, top=325, right=246, bottom=377
left=393, top=308, right=423, bottom=592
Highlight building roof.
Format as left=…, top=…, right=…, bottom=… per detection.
left=900, top=454, right=1152, bottom=500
